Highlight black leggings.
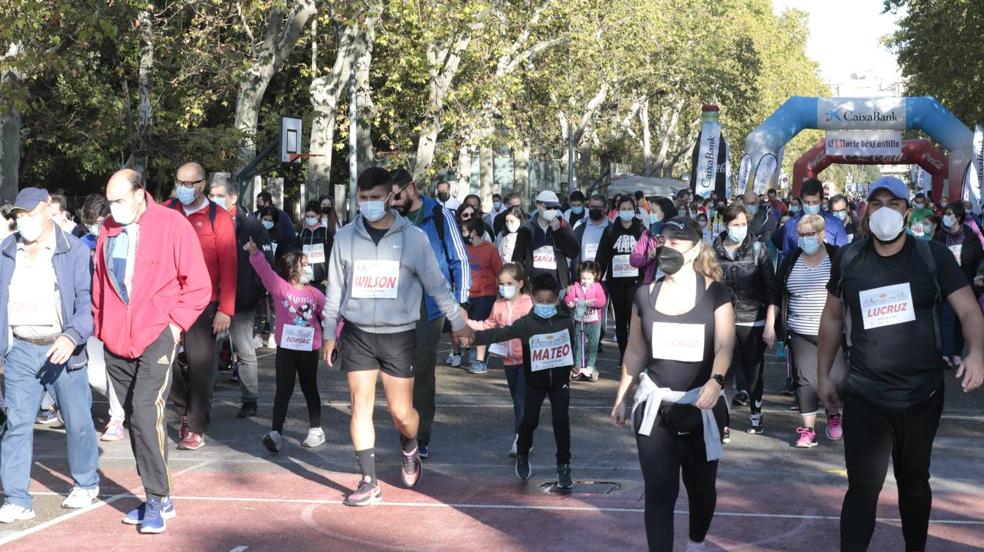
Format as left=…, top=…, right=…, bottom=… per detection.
left=608, top=283, right=636, bottom=360
left=516, top=382, right=570, bottom=464
left=727, top=324, right=765, bottom=415
left=635, top=406, right=718, bottom=551
left=841, top=390, right=943, bottom=552
left=272, top=348, right=322, bottom=432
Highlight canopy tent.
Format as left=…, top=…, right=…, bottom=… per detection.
left=601, top=174, right=686, bottom=199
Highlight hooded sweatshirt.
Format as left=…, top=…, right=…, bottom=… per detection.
left=322, top=211, right=466, bottom=339
left=472, top=306, right=574, bottom=388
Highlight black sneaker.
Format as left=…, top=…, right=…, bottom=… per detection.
left=556, top=464, right=573, bottom=490
left=747, top=415, right=764, bottom=435
left=418, top=442, right=430, bottom=459
left=237, top=401, right=257, bottom=418
left=400, top=437, right=422, bottom=488
left=343, top=479, right=381, bottom=507
left=732, top=390, right=750, bottom=407
left=515, top=454, right=532, bottom=481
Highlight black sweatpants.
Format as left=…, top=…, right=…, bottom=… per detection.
left=635, top=406, right=719, bottom=551
left=272, top=348, right=322, bottom=432
left=607, top=283, right=635, bottom=360
left=106, top=327, right=179, bottom=498
left=171, top=302, right=218, bottom=432
left=841, top=389, right=943, bottom=552
left=516, top=381, right=570, bottom=465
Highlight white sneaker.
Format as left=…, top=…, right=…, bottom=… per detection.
left=686, top=540, right=707, bottom=551
left=0, top=503, right=36, bottom=523
left=508, top=434, right=518, bottom=458
left=252, top=336, right=263, bottom=349
left=262, top=430, right=283, bottom=453
left=265, top=335, right=277, bottom=349
left=446, top=353, right=462, bottom=368
left=302, top=427, right=326, bottom=448
left=62, top=486, right=100, bottom=509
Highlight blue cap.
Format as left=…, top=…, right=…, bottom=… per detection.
left=867, top=177, right=909, bottom=204
left=11, top=187, right=50, bottom=213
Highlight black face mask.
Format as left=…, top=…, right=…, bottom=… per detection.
left=658, top=246, right=689, bottom=275
left=437, top=192, right=450, bottom=202
left=589, top=208, right=604, bottom=221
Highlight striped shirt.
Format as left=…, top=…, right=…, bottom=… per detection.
left=786, top=255, right=831, bottom=336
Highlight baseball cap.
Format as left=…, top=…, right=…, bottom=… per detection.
left=10, top=187, right=50, bottom=213
left=661, top=216, right=701, bottom=242
left=867, top=176, right=909, bottom=204
left=535, top=190, right=561, bottom=208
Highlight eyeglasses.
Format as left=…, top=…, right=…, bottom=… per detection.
left=797, top=231, right=820, bottom=238
left=175, top=178, right=204, bottom=188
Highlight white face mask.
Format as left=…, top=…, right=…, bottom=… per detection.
left=506, top=220, right=521, bottom=233
left=868, top=207, right=905, bottom=242
left=16, top=215, right=45, bottom=242
left=299, top=265, right=314, bottom=284
left=541, top=208, right=558, bottom=222
left=111, top=192, right=142, bottom=226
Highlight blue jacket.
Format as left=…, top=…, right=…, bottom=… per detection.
left=0, top=226, right=93, bottom=369
left=779, top=211, right=848, bottom=261
left=416, top=195, right=471, bottom=321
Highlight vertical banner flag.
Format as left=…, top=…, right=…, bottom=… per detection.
left=966, top=124, right=984, bottom=215
left=737, top=154, right=751, bottom=195
left=690, top=105, right=723, bottom=199
left=752, top=154, right=778, bottom=195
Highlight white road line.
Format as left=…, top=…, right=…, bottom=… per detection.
left=26, top=493, right=981, bottom=526
left=0, top=459, right=213, bottom=547
left=228, top=546, right=249, bottom=552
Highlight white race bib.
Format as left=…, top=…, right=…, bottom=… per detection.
left=352, top=260, right=400, bottom=298
left=281, top=324, right=315, bottom=351
left=533, top=245, right=556, bottom=270
left=583, top=243, right=599, bottom=262
left=859, top=283, right=916, bottom=330
left=651, top=322, right=705, bottom=362
left=488, top=341, right=510, bottom=358
left=948, top=244, right=963, bottom=265
left=529, top=330, right=573, bottom=372
left=612, top=254, right=636, bottom=278
left=303, top=243, right=326, bottom=264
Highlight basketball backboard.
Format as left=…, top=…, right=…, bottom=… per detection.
left=281, top=116, right=303, bottom=164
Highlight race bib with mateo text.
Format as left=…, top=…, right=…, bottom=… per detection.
left=529, top=330, right=573, bottom=372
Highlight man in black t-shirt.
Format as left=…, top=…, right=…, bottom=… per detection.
left=816, top=176, right=984, bottom=552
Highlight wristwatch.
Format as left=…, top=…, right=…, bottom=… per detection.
left=710, top=374, right=725, bottom=387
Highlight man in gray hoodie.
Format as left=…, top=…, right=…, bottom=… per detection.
left=322, top=167, right=473, bottom=507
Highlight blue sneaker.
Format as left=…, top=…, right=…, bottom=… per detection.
left=123, top=496, right=175, bottom=528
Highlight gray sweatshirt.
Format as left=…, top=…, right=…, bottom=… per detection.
left=322, top=212, right=465, bottom=338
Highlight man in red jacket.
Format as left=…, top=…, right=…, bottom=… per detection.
left=94, top=169, right=211, bottom=533
left=167, top=162, right=238, bottom=451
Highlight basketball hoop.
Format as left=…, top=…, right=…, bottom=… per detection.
left=286, top=153, right=322, bottom=163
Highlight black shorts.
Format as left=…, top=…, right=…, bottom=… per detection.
left=339, top=323, right=416, bottom=378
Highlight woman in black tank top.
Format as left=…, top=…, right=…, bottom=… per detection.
left=610, top=216, right=735, bottom=552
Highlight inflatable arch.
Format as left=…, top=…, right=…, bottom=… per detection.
left=792, top=138, right=949, bottom=201
left=740, top=97, right=972, bottom=201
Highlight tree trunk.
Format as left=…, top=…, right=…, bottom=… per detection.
left=479, top=146, right=494, bottom=206
left=654, top=96, right=685, bottom=176
left=354, top=42, right=375, bottom=176
left=456, top=145, right=472, bottom=197
left=307, top=3, right=383, bottom=200
left=579, top=140, right=592, bottom=188
left=513, top=144, right=530, bottom=201
left=0, top=42, right=24, bottom=202
left=126, top=10, right=154, bottom=175
left=235, top=1, right=317, bottom=170
left=640, top=99, right=652, bottom=176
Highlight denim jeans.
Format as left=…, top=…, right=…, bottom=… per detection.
left=2, top=339, right=99, bottom=508
left=504, top=365, right=526, bottom=434
left=573, top=321, right=602, bottom=369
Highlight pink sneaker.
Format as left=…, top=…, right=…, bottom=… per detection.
left=826, top=414, right=843, bottom=441
left=794, top=427, right=817, bottom=448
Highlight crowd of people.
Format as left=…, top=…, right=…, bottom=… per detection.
left=0, top=167, right=981, bottom=551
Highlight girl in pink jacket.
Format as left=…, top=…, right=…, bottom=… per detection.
left=564, top=261, right=607, bottom=381
left=466, top=263, right=533, bottom=457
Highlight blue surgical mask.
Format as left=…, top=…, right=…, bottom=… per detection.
left=499, top=284, right=517, bottom=299
left=727, top=225, right=748, bottom=243
left=745, top=204, right=758, bottom=216
left=360, top=200, right=387, bottom=222
left=943, top=214, right=957, bottom=229
left=176, top=186, right=198, bottom=206
left=618, top=210, right=635, bottom=222
left=803, top=204, right=821, bottom=216
left=533, top=303, right=558, bottom=319
left=304, top=216, right=319, bottom=227
left=798, top=235, right=821, bottom=255
left=789, top=205, right=801, bottom=214
left=833, top=210, right=848, bottom=221
left=261, top=220, right=275, bottom=230
left=493, top=200, right=502, bottom=210
left=572, top=205, right=584, bottom=214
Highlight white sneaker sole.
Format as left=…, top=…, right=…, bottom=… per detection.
left=0, top=510, right=36, bottom=523
left=123, top=508, right=176, bottom=525
left=262, top=434, right=281, bottom=453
